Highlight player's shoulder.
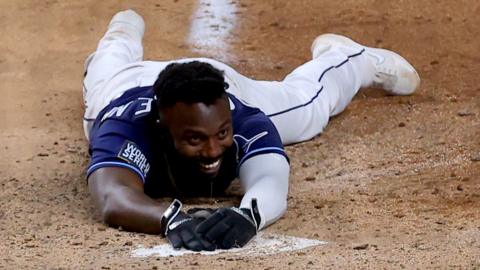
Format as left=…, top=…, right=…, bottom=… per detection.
left=227, top=94, right=286, bottom=166
left=98, top=86, right=157, bottom=124
left=227, top=93, right=280, bottom=141
left=228, top=94, right=272, bottom=127
left=227, top=93, right=262, bottom=119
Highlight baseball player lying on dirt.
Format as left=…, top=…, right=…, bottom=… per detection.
left=84, top=10, right=420, bottom=251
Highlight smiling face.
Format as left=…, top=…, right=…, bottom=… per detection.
left=160, top=95, right=233, bottom=178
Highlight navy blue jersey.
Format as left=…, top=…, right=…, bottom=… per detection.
left=87, top=86, right=287, bottom=197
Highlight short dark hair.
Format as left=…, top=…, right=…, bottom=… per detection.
left=153, top=61, right=228, bottom=109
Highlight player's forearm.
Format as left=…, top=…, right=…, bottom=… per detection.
left=239, top=153, right=290, bottom=230
left=88, top=167, right=168, bottom=235
left=100, top=185, right=167, bottom=234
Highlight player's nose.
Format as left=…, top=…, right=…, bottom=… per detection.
left=202, top=138, right=223, bottom=159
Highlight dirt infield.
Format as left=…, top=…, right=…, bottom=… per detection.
left=1, top=0, right=479, bottom=269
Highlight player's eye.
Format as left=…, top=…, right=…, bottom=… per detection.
left=218, top=128, right=229, bottom=139
left=187, top=136, right=202, bottom=145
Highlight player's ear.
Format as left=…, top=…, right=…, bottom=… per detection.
left=156, top=110, right=167, bottom=128
left=154, top=94, right=167, bottom=128
left=155, top=111, right=172, bottom=142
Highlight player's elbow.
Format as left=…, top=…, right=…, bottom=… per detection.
left=99, top=192, right=124, bottom=227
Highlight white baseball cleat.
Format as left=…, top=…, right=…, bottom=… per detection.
left=109, top=9, right=145, bottom=39
left=311, top=33, right=420, bottom=95
left=84, top=10, right=145, bottom=76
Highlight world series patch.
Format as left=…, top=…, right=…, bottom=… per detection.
left=117, top=140, right=150, bottom=176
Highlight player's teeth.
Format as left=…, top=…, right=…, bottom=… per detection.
left=202, top=160, right=220, bottom=169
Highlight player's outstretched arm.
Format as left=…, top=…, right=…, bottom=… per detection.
left=88, top=167, right=167, bottom=234
left=196, top=153, right=289, bottom=249
left=88, top=167, right=215, bottom=251
left=238, top=153, right=290, bottom=229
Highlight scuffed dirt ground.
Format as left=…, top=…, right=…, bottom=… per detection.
left=1, top=0, right=479, bottom=269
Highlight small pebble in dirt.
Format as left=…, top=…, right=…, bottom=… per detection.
left=353, top=243, right=369, bottom=250
left=398, top=122, right=406, bottom=127
left=457, top=111, right=474, bottom=117
left=336, top=169, right=346, bottom=176
left=470, top=154, right=480, bottom=162
left=270, top=22, right=279, bottom=27
left=304, top=176, right=315, bottom=181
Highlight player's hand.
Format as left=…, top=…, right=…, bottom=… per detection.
left=196, top=207, right=258, bottom=249
left=165, top=211, right=215, bottom=251
left=187, top=207, right=216, bottom=219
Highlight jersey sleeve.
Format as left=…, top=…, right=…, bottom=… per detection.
left=87, top=119, right=152, bottom=183
left=233, top=111, right=289, bottom=169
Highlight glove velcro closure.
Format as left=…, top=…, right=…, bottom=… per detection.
left=234, top=207, right=259, bottom=231
left=167, top=217, right=193, bottom=232
left=161, top=199, right=183, bottom=236
left=238, top=198, right=262, bottom=230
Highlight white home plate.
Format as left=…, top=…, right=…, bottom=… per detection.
left=131, top=233, right=327, bottom=257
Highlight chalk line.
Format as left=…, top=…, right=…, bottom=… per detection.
left=131, top=233, right=327, bottom=257
left=187, top=0, right=237, bottom=62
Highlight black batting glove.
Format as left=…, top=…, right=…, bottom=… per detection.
left=165, top=211, right=215, bottom=251
left=187, top=207, right=216, bottom=219
left=196, top=207, right=258, bottom=249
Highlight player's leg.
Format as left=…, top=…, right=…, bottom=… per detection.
left=223, top=34, right=419, bottom=145
left=82, top=9, right=145, bottom=139
left=235, top=47, right=373, bottom=144
left=218, top=44, right=374, bottom=144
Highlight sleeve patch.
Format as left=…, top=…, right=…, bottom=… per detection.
left=117, top=140, right=151, bottom=176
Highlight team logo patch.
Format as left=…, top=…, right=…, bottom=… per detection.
left=118, top=140, right=150, bottom=176
left=234, top=131, right=268, bottom=153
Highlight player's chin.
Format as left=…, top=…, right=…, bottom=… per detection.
left=198, top=158, right=223, bottom=178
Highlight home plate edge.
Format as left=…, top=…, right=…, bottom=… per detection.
left=131, top=233, right=327, bottom=258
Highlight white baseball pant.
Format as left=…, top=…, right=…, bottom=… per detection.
left=83, top=10, right=375, bottom=144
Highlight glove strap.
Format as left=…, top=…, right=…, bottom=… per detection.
left=238, top=199, right=261, bottom=231
left=160, top=199, right=182, bottom=236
